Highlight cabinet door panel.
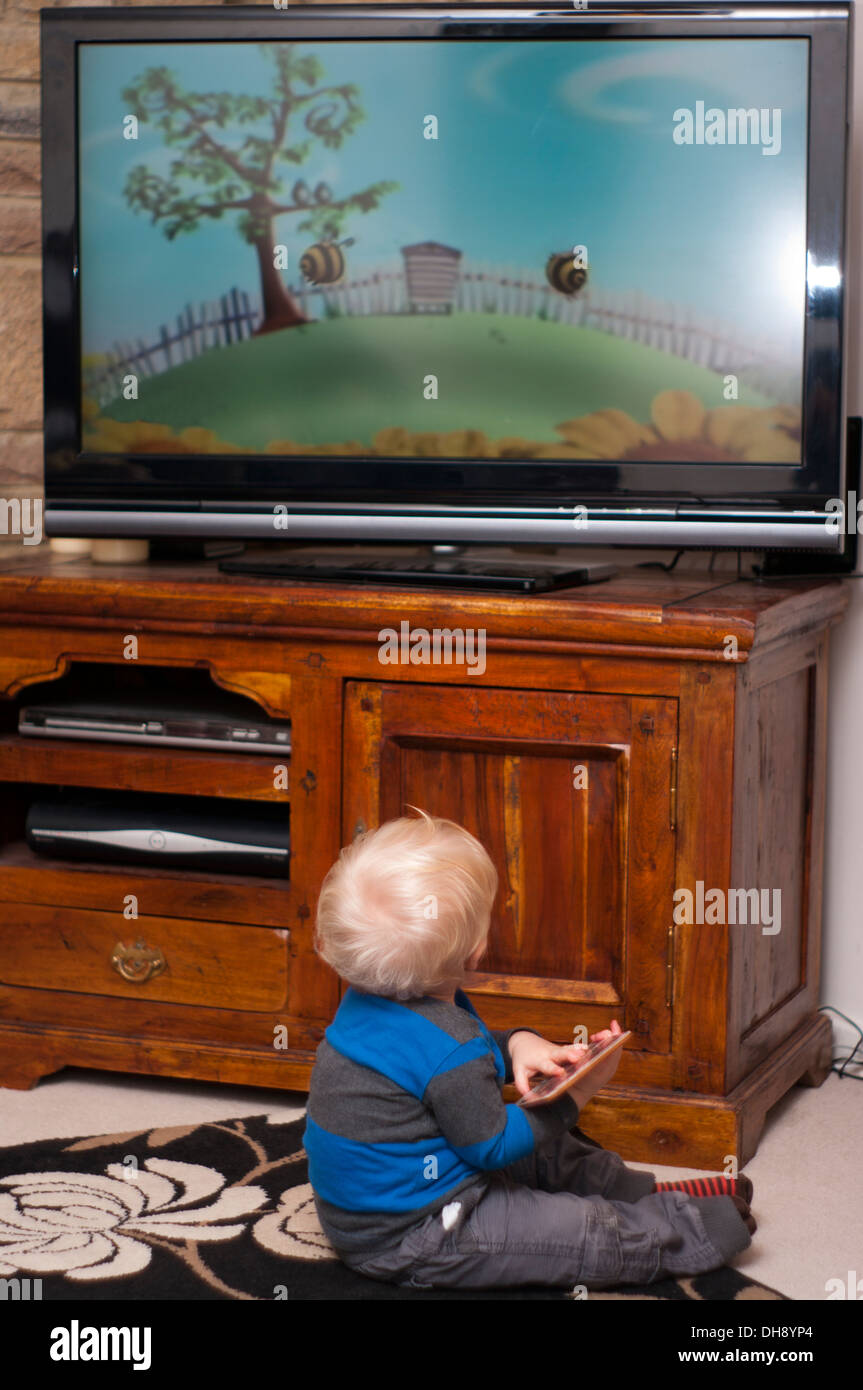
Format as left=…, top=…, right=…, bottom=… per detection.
left=344, top=682, right=676, bottom=1054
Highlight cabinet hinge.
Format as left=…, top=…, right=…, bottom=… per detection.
left=669, top=747, right=678, bottom=832
left=666, top=924, right=674, bottom=1008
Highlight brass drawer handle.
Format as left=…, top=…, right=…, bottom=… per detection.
left=111, top=939, right=167, bottom=984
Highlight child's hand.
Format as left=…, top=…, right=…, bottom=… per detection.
left=587, top=1018, right=624, bottom=1051
left=508, top=1031, right=589, bottom=1097
left=569, top=1019, right=625, bottom=1108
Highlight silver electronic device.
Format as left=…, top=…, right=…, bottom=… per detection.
left=26, top=800, right=290, bottom=877
left=19, top=696, right=291, bottom=755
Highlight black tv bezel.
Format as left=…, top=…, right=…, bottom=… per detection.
left=42, top=3, right=850, bottom=519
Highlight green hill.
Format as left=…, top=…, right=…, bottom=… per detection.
left=99, top=312, right=775, bottom=451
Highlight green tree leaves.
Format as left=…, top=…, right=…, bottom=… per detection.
left=122, top=45, right=397, bottom=247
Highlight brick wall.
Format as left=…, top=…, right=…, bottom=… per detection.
left=0, top=0, right=45, bottom=508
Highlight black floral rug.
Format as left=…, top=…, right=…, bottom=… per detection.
left=0, top=1113, right=788, bottom=1301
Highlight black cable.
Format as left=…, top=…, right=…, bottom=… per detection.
left=632, top=552, right=859, bottom=582
left=819, top=1006, right=863, bottom=1079
left=636, top=549, right=685, bottom=573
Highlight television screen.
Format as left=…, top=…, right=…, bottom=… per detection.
left=78, top=35, right=808, bottom=469
left=42, top=5, right=850, bottom=550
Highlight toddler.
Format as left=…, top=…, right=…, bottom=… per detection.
left=304, top=810, right=755, bottom=1291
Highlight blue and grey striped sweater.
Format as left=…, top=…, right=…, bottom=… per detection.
left=304, top=985, right=580, bottom=1255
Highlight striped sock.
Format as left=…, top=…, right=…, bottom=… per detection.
left=653, top=1174, right=753, bottom=1204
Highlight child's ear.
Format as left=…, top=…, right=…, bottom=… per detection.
left=468, top=938, right=488, bottom=970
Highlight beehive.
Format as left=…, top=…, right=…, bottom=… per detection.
left=401, top=241, right=462, bottom=313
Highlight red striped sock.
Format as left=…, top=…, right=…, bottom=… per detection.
left=653, top=1174, right=753, bottom=1204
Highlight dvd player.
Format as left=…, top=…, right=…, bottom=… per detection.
left=19, top=696, right=291, bottom=755
left=26, top=800, right=290, bottom=877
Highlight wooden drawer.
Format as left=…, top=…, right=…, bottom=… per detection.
left=0, top=903, right=289, bottom=1011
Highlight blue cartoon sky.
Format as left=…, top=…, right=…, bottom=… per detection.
left=79, top=38, right=809, bottom=355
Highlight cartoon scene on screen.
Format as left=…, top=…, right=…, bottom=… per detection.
left=79, top=38, right=807, bottom=463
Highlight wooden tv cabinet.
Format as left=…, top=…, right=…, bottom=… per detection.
left=0, top=550, right=847, bottom=1168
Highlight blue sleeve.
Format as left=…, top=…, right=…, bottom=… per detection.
left=423, top=1039, right=578, bottom=1172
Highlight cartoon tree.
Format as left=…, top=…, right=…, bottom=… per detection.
left=122, top=45, right=398, bottom=333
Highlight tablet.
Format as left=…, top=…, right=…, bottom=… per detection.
left=517, top=1030, right=632, bottom=1107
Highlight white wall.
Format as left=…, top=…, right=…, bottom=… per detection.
left=822, top=0, right=863, bottom=1057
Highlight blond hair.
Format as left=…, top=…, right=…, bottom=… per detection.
left=314, top=808, right=497, bottom=999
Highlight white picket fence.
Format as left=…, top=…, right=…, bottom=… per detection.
left=292, top=263, right=407, bottom=320
left=84, top=263, right=796, bottom=407
left=453, top=263, right=795, bottom=397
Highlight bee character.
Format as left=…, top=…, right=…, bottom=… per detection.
left=546, top=252, right=588, bottom=296
left=299, top=235, right=355, bottom=285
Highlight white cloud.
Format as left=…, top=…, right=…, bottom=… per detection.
left=558, top=44, right=806, bottom=126
left=468, top=47, right=523, bottom=110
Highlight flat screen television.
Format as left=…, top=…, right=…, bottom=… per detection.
left=41, top=2, right=852, bottom=550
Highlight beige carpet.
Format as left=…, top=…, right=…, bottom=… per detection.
left=2, top=1067, right=860, bottom=1301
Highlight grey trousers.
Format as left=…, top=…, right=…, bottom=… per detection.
left=342, top=1127, right=737, bottom=1291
